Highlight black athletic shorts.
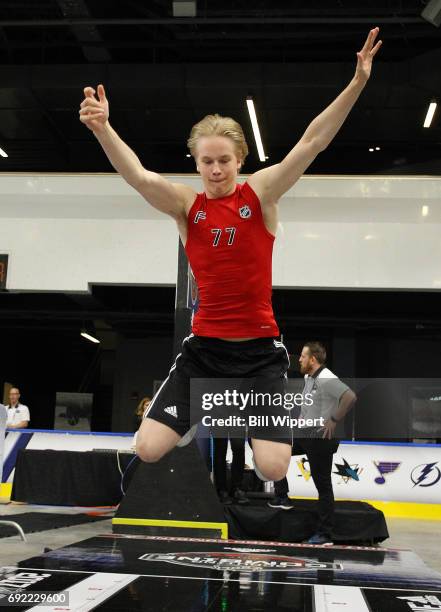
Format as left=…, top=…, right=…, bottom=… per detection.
left=144, top=334, right=292, bottom=444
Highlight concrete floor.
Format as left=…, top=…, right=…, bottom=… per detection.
left=384, top=517, right=441, bottom=573
left=0, top=502, right=440, bottom=574
left=0, top=501, right=114, bottom=567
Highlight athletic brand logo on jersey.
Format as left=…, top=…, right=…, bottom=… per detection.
left=239, top=205, right=251, bottom=219
left=164, top=406, right=178, bottom=418
left=194, top=211, right=206, bottom=223
left=140, top=551, right=343, bottom=572
left=373, top=461, right=401, bottom=484
left=411, top=462, right=441, bottom=487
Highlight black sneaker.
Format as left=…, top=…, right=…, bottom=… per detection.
left=231, top=488, right=249, bottom=505
left=267, top=496, right=294, bottom=510
left=218, top=490, right=233, bottom=505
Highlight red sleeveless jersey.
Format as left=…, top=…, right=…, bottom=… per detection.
left=185, top=181, right=279, bottom=338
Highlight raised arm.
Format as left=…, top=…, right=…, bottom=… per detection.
left=79, top=85, right=194, bottom=219
left=248, top=28, right=382, bottom=206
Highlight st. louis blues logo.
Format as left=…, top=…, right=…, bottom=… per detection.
left=373, top=461, right=401, bottom=484
left=239, top=205, right=251, bottom=219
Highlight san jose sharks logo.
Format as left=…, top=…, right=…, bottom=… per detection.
left=333, top=458, right=363, bottom=484
left=239, top=204, right=251, bottom=219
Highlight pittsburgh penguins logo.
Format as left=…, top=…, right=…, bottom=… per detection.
left=239, top=205, right=252, bottom=219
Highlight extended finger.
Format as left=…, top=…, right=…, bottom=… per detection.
left=360, top=31, right=372, bottom=54
left=361, top=27, right=378, bottom=53
left=97, top=84, right=107, bottom=102
left=368, top=27, right=379, bottom=50
left=370, top=39, right=382, bottom=57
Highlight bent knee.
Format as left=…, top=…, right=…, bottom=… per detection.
left=136, top=440, right=165, bottom=463
left=257, top=459, right=289, bottom=482
left=268, top=465, right=289, bottom=482
left=136, top=418, right=181, bottom=462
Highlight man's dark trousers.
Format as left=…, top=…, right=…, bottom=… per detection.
left=274, top=438, right=339, bottom=538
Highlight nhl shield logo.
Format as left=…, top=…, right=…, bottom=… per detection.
left=239, top=205, right=252, bottom=219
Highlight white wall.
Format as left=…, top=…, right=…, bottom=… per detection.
left=1, top=173, right=440, bottom=291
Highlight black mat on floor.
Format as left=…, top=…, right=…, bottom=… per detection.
left=224, top=499, right=389, bottom=544
left=0, top=512, right=109, bottom=538
left=18, top=533, right=441, bottom=593
left=12, top=449, right=135, bottom=506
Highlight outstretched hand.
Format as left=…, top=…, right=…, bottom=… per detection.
left=355, top=27, right=382, bottom=82
left=79, top=84, right=109, bottom=132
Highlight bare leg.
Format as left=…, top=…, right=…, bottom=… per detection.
left=136, top=418, right=181, bottom=462
left=251, top=439, right=291, bottom=482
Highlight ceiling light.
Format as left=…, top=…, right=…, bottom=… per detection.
left=186, top=154, right=191, bottom=157
left=81, top=331, right=100, bottom=344
left=421, top=0, right=441, bottom=27
left=369, top=148, right=374, bottom=152
left=172, top=1, right=196, bottom=17
left=422, top=205, right=429, bottom=217
left=246, top=97, right=266, bottom=162
left=0, top=147, right=8, bottom=158
left=423, top=102, right=437, bottom=128
left=375, top=146, right=380, bottom=151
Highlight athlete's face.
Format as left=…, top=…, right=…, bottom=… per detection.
left=195, top=136, right=242, bottom=198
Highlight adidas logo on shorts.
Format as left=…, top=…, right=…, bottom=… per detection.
left=164, top=405, right=178, bottom=418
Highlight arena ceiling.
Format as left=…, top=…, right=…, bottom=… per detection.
left=0, top=0, right=440, bottom=175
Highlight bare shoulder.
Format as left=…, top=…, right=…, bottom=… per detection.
left=171, top=182, right=198, bottom=216
left=248, top=139, right=319, bottom=205
left=245, top=175, right=279, bottom=236
left=247, top=166, right=281, bottom=208
left=135, top=171, right=197, bottom=219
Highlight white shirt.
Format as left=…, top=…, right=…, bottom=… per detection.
left=299, top=367, right=349, bottom=422
left=6, top=404, right=30, bottom=427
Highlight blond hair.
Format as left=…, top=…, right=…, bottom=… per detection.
left=187, top=114, right=249, bottom=165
